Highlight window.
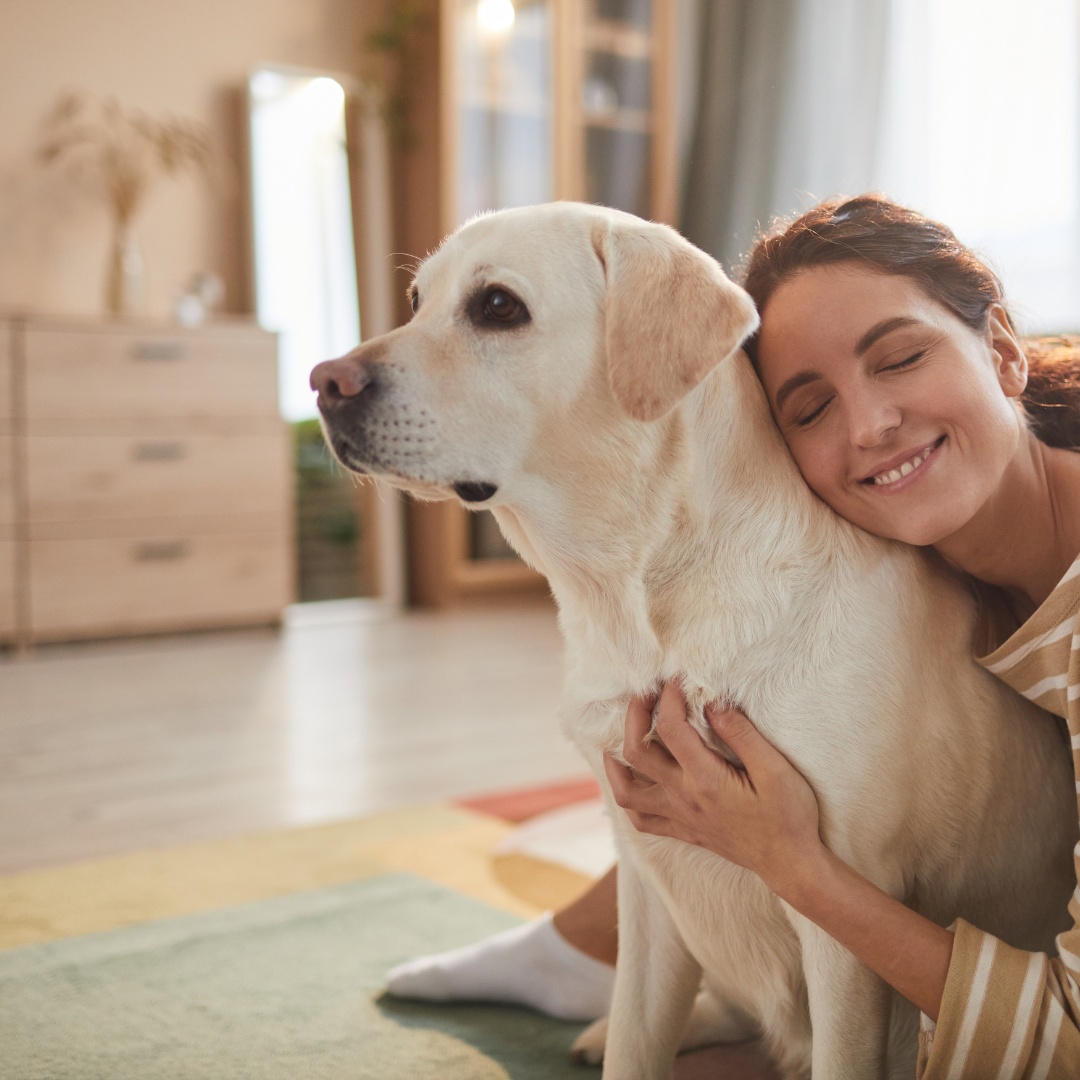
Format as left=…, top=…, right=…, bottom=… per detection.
left=878, top=0, right=1080, bottom=332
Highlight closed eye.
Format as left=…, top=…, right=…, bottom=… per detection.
left=794, top=396, right=833, bottom=427
left=793, top=349, right=927, bottom=427
left=883, top=348, right=926, bottom=372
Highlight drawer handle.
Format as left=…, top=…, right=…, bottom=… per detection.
left=131, top=340, right=187, bottom=361
left=132, top=441, right=187, bottom=462
left=134, top=539, right=190, bottom=561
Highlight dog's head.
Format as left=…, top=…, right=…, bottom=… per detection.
left=311, top=202, right=758, bottom=506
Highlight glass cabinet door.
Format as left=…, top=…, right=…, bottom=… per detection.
left=437, top=0, right=673, bottom=589
left=448, top=0, right=668, bottom=224
left=580, top=0, right=655, bottom=217
left=453, top=0, right=555, bottom=224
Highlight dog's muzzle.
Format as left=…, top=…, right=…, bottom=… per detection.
left=311, top=355, right=499, bottom=500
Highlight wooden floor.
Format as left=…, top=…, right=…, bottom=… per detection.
left=0, top=597, right=584, bottom=875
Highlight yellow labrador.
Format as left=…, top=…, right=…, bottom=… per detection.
left=311, top=202, right=1075, bottom=1079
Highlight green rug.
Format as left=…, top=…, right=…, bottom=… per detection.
left=0, top=872, right=592, bottom=1080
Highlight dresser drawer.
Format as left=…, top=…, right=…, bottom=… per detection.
left=26, top=432, right=291, bottom=523
left=0, top=434, right=14, bottom=527
left=24, top=325, right=279, bottom=421
left=27, top=530, right=294, bottom=641
left=0, top=538, right=16, bottom=642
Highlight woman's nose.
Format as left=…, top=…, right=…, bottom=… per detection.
left=847, top=394, right=902, bottom=447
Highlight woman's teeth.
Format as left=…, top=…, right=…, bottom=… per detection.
left=871, top=444, right=935, bottom=486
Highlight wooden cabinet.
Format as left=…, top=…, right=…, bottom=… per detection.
left=441, top=0, right=677, bottom=230
left=0, top=323, right=16, bottom=639
left=25, top=434, right=289, bottom=523
left=408, top=0, right=676, bottom=607
left=0, top=537, right=14, bottom=642
left=26, top=531, right=290, bottom=641
left=0, top=317, right=294, bottom=645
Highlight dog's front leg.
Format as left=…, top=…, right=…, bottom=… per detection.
left=789, top=911, right=893, bottom=1079
left=602, top=854, right=702, bottom=1080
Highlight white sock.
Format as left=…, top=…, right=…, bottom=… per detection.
left=385, top=911, right=616, bottom=1022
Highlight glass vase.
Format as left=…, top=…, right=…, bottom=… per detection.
left=104, top=218, right=144, bottom=317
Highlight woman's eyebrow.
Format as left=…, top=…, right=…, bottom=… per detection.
left=775, top=371, right=823, bottom=412
left=855, top=315, right=921, bottom=355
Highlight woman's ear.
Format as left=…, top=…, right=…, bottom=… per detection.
left=987, top=304, right=1028, bottom=398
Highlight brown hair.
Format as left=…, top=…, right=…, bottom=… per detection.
left=1022, top=335, right=1080, bottom=449
left=740, top=194, right=1080, bottom=449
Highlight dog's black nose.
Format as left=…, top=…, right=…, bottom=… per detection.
left=454, top=482, right=498, bottom=503
left=310, top=356, right=372, bottom=412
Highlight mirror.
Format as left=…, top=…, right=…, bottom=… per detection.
left=248, top=66, right=360, bottom=422
left=247, top=65, right=407, bottom=608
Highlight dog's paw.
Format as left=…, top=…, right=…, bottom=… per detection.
left=568, top=992, right=757, bottom=1067
left=680, top=989, right=759, bottom=1051
left=570, top=1015, right=608, bottom=1065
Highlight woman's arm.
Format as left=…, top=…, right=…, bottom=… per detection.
left=605, top=682, right=954, bottom=1020
left=777, top=846, right=954, bottom=1021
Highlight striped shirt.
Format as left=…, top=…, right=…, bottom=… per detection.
left=918, top=554, right=1080, bottom=1078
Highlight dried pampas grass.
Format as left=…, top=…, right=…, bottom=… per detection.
left=37, top=91, right=214, bottom=227
left=35, top=91, right=215, bottom=315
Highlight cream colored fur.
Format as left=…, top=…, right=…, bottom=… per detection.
left=316, top=202, right=1077, bottom=1078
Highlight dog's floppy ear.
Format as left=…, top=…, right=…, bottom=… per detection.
left=593, top=216, right=760, bottom=422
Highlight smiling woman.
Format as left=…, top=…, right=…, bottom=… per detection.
left=742, top=196, right=1079, bottom=557
left=618, top=193, right=1080, bottom=1077
left=754, top=267, right=1026, bottom=549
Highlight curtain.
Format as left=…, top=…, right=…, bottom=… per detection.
left=675, top=0, right=1080, bottom=332
left=678, top=0, right=890, bottom=273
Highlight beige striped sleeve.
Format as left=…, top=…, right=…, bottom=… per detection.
left=918, top=920, right=1080, bottom=1078
left=917, top=555, right=1080, bottom=1078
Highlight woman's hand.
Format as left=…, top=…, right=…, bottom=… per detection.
left=603, top=682, right=825, bottom=893
left=605, top=682, right=957, bottom=1022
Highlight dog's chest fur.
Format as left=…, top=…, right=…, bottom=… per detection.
left=494, top=356, right=946, bottom=1031
left=524, top=358, right=938, bottom=817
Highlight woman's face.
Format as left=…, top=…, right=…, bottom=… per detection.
left=755, top=265, right=1028, bottom=546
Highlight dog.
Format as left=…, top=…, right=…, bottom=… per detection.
left=311, top=202, right=1077, bottom=1078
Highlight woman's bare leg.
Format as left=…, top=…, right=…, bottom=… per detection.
left=553, top=864, right=618, bottom=964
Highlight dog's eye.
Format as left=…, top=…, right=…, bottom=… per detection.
left=466, top=285, right=530, bottom=329
left=409, top=288, right=419, bottom=314
left=482, top=288, right=525, bottom=324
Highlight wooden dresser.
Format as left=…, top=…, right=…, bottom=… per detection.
left=0, top=324, right=16, bottom=641
left=0, top=316, right=294, bottom=646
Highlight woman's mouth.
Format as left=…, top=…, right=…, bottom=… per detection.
left=863, top=436, right=945, bottom=489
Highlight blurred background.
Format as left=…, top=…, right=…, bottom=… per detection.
left=0, top=0, right=1077, bottom=880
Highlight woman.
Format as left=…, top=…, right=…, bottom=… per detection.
left=388, top=195, right=1080, bottom=1077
